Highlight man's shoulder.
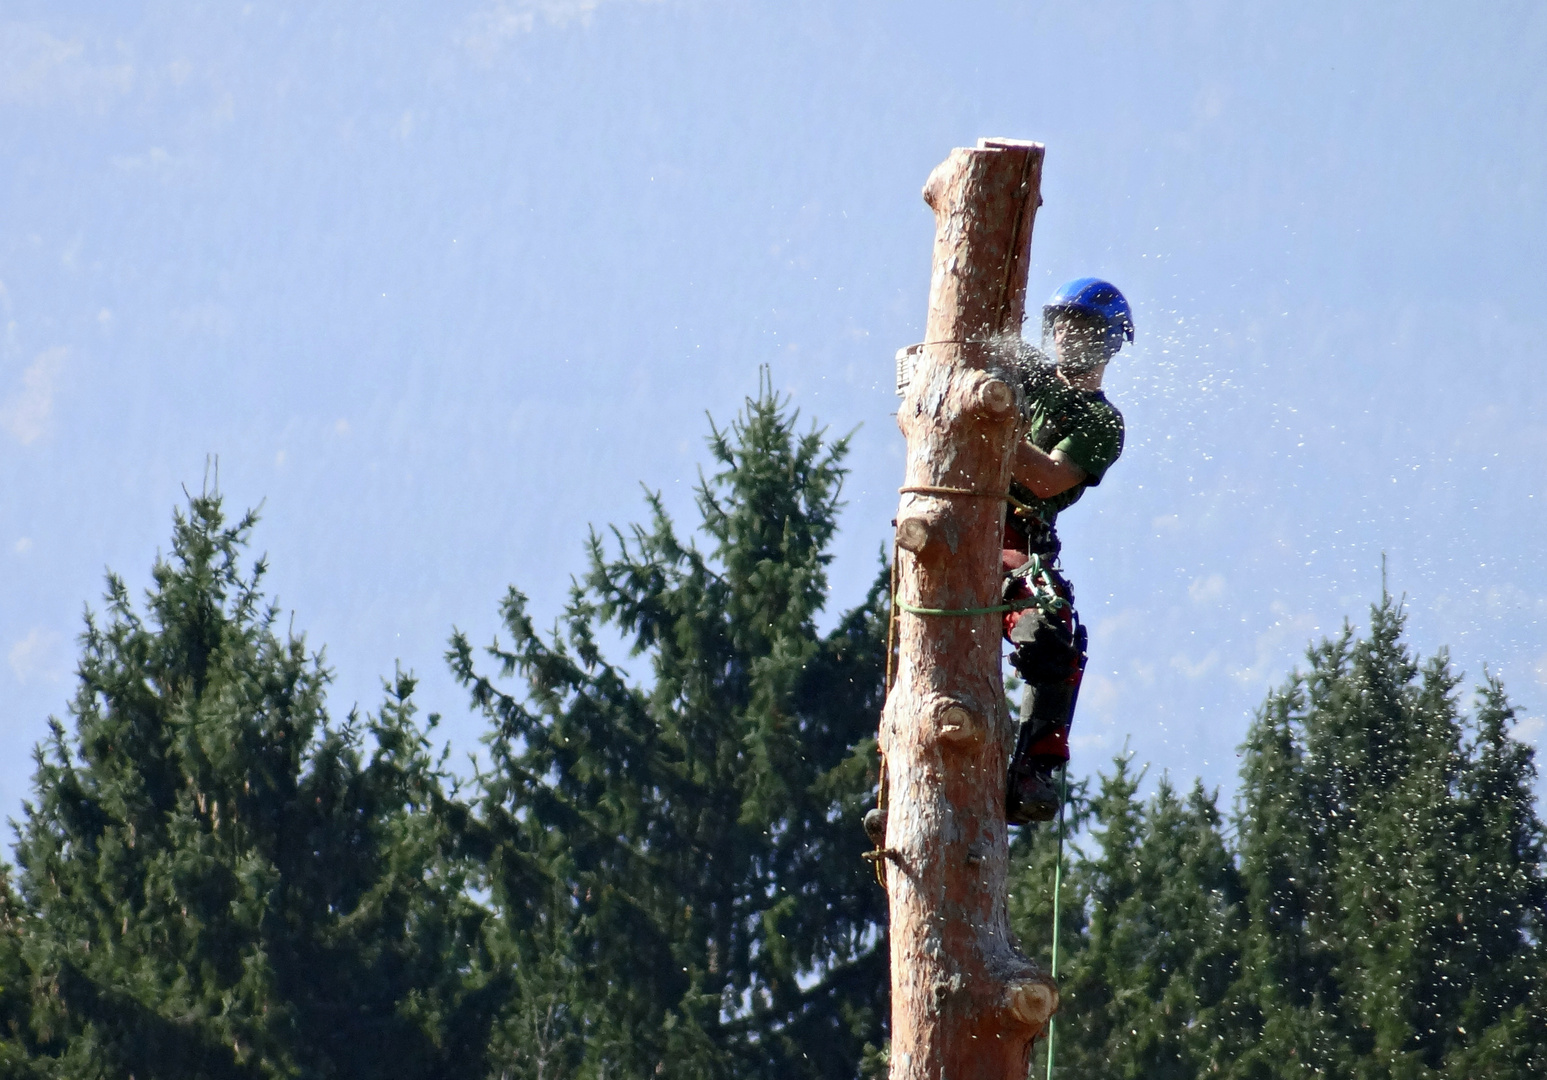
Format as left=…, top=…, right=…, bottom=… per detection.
left=1084, top=390, right=1124, bottom=429
left=1064, top=390, right=1124, bottom=480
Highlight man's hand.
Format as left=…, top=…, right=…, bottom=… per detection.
left=1012, top=441, right=1087, bottom=499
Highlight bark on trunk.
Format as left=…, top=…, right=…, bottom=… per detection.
left=881, top=138, right=1057, bottom=1080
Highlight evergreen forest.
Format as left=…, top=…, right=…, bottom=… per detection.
left=2, top=385, right=1542, bottom=1079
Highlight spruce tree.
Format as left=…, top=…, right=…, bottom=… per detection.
left=1137, top=779, right=1248, bottom=1076
left=1231, top=593, right=1547, bottom=1079
left=1048, top=753, right=1145, bottom=1076
left=1012, top=762, right=1246, bottom=1080
left=450, top=381, right=890, bottom=1080
left=1231, top=639, right=1352, bottom=1079
left=0, top=873, right=45, bottom=1077
left=1010, top=589, right=1544, bottom=1080
left=12, top=496, right=499, bottom=1079
left=1446, top=675, right=1547, bottom=1041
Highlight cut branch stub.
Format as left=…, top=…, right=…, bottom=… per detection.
left=882, top=139, right=1055, bottom=1080
left=936, top=703, right=984, bottom=749
left=972, top=378, right=1016, bottom=421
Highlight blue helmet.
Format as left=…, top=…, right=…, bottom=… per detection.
left=1041, top=278, right=1135, bottom=356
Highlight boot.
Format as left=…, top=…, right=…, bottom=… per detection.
left=1005, top=681, right=1073, bottom=826
left=1006, top=757, right=1063, bottom=825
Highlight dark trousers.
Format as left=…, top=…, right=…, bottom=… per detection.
left=1001, top=521, right=1087, bottom=769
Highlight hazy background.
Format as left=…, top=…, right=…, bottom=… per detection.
left=4, top=1, right=1544, bottom=824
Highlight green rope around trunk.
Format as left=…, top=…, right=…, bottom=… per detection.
left=894, top=598, right=1040, bottom=618
left=892, top=550, right=1068, bottom=620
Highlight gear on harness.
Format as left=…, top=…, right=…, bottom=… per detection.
left=1007, top=606, right=1080, bottom=683
left=1002, top=541, right=1087, bottom=826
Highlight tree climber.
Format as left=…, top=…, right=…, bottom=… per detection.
left=1003, top=278, right=1133, bottom=825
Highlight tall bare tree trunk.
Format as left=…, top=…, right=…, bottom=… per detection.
left=880, top=138, right=1057, bottom=1080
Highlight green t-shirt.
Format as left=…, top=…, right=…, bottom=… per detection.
left=1009, top=363, right=1125, bottom=526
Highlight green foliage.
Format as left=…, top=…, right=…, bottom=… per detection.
left=11, top=496, right=499, bottom=1079
left=1013, top=762, right=1248, bottom=1080
left=5, top=382, right=1544, bottom=1080
left=1230, top=595, right=1547, bottom=1079
left=450, top=379, right=890, bottom=1080
left=0, top=874, right=46, bottom=1078
left=1013, top=592, right=1547, bottom=1080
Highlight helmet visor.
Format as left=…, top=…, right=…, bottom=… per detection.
left=1042, top=308, right=1116, bottom=373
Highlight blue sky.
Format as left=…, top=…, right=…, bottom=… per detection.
left=3, top=1, right=1545, bottom=823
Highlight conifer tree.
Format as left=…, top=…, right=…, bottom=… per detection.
left=1053, top=754, right=1145, bottom=1073
left=1007, top=770, right=1091, bottom=1080
left=1231, top=593, right=1547, bottom=1079
left=12, top=496, right=499, bottom=1079
left=1232, top=652, right=1348, bottom=1078
left=1010, top=590, right=1544, bottom=1080
left=1447, top=676, right=1547, bottom=1032
left=450, top=380, right=890, bottom=1080
left=1012, top=762, right=1246, bottom=1080
left=1133, top=779, right=1248, bottom=1075
left=0, top=874, right=45, bottom=1077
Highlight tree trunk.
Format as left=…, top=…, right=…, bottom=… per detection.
left=881, top=138, right=1057, bottom=1080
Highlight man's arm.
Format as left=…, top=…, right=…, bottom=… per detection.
left=1012, top=440, right=1087, bottom=499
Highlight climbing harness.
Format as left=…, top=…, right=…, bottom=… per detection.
left=895, top=483, right=1068, bottom=617
left=1045, top=763, right=1068, bottom=1080
left=893, top=485, right=1049, bottom=616
left=1004, top=551, right=1071, bottom=616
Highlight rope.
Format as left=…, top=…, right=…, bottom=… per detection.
left=870, top=540, right=1027, bottom=887
left=1045, top=762, right=1068, bottom=1080
left=899, top=485, right=1008, bottom=499
left=1005, top=553, right=1071, bottom=615
left=896, top=480, right=1048, bottom=526
left=884, top=546, right=900, bottom=694
left=896, top=598, right=1040, bottom=618
left=869, top=549, right=902, bottom=891
left=872, top=493, right=1065, bottom=894
left=1006, top=491, right=1041, bottom=516
left=868, top=757, right=890, bottom=890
